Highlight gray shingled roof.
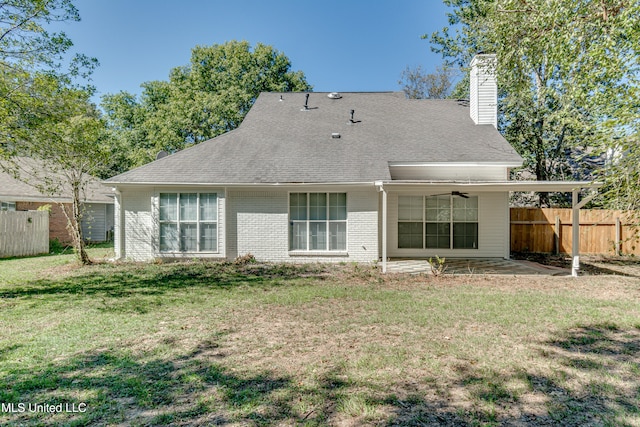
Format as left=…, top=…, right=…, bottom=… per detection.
left=0, top=158, right=113, bottom=203
left=106, top=92, right=522, bottom=184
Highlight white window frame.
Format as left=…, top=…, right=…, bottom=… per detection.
left=159, top=192, right=218, bottom=253
left=0, top=201, right=16, bottom=211
left=289, top=192, right=348, bottom=252
left=397, top=194, right=478, bottom=250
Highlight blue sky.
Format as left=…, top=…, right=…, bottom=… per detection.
left=56, top=1, right=453, bottom=100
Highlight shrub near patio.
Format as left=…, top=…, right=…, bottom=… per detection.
left=0, top=255, right=639, bottom=426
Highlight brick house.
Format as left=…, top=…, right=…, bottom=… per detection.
left=105, top=55, right=595, bottom=273
left=0, top=161, right=114, bottom=243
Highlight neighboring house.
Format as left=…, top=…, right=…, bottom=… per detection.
left=105, top=55, right=594, bottom=271
left=0, top=159, right=114, bottom=243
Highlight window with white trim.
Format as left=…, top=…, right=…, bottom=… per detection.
left=0, top=201, right=16, bottom=211
left=398, top=195, right=478, bottom=249
left=290, top=193, right=347, bottom=251
left=159, top=193, right=217, bottom=252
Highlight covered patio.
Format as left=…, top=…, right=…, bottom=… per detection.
left=376, top=180, right=601, bottom=277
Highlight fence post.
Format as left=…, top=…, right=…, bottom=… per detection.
left=615, top=216, right=621, bottom=256
left=554, top=215, right=561, bottom=255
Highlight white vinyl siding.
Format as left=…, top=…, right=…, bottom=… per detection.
left=389, top=165, right=508, bottom=181
left=398, top=195, right=478, bottom=250
left=81, top=203, right=110, bottom=242
left=388, top=192, right=508, bottom=258
left=470, top=54, right=497, bottom=127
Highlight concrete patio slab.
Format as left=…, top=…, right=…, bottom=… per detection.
left=385, top=258, right=569, bottom=276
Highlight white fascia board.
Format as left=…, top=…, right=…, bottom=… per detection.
left=388, top=161, right=523, bottom=168
left=105, top=181, right=374, bottom=191
left=106, top=181, right=376, bottom=187
left=381, top=180, right=601, bottom=192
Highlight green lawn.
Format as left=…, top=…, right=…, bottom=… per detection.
left=0, top=251, right=639, bottom=426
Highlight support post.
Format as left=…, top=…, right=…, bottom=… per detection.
left=615, top=216, right=621, bottom=256
left=571, top=190, right=580, bottom=277
left=570, top=190, right=596, bottom=276
left=555, top=215, right=561, bottom=255
left=381, top=186, right=387, bottom=273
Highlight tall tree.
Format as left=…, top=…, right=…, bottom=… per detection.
left=399, top=64, right=456, bottom=99
left=101, top=40, right=311, bottom=175
left=3, top=86, right=108, bottom=265
left=1, top=0, right=103, bottom=264
left=430, top=0, right=639, bottom=207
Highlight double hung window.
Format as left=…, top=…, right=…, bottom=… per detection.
left=159, top=193, right=217, bottom=252
left=290, top=193, right=347, bottom=251
left=398, top=195, right=478, bottom=249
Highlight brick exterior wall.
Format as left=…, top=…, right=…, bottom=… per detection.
left=119, top=188, right=227, bottom=261
left=117, top=187, right=380, bottom=263
left=16, top=202, right=73, bottom=243
left=122, top=190, right=154, bottom=261
left=227, top=189, right=379, bottom=263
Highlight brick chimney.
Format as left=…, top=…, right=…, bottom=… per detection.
left=470, top=54, right=497, bottom=128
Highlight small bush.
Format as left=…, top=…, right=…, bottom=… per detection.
left=234, top=253, right=257, bottom=265
left=428, top=255, right=447, bottom=277
left=49, top=238, right=69, bottom=255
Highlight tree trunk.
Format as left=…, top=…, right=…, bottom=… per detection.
left=68, top=184, right=91, bottom=265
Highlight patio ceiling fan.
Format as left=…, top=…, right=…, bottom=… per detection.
left=430, top=191, right=470, bottom=199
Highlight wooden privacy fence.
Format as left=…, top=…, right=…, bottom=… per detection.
left=511, top=208, right=640, bottom=255
left=0, top=211, right=49, bottom=258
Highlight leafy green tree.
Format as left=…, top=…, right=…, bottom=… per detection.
left=430, top=0, right=639, bottom=207
left=1, top=0, right=97, bottom=155
left=1, top=0, right=104, bottom=264
left=101, top=40, right=311, bottom=175
left=1, top=0, right=77, bottom=66
left=3, top=86, right=108, bottom=265
left=399, top=64, right=457, bottom=99
left=99, top=91, right=150, bottom=176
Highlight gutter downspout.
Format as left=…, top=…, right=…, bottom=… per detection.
left=114, top=188, right=125, bottom=260
left=376, top=181, right=387, bottom=273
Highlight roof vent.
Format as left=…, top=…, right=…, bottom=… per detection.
left=348, top=109, right=361, bottom=124
left=331, top=133, right=341, bottom=139
left=156, top=150, right=169, bottom=160
left=301, top=93, right=310, bottom=111
left=327, top=92, right=342, bottom=99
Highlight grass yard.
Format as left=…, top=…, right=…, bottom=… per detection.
left=0, top=251, right=639, bottom=426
